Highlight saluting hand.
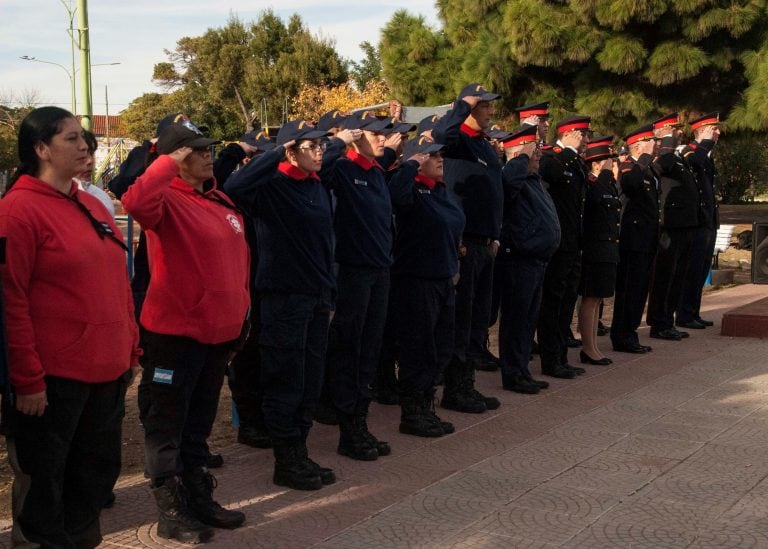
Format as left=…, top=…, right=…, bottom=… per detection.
left=408, top=153, right=430, bottom=167
left=384, top=132, right=403, bottom=151
left=168, top=146, right=193, bottom=164
left=462, top=95, right=481, bottom=109
left=336, top=129, right=363, bottom=145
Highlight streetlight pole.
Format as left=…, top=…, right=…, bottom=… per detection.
left=19, top=56, right=75, bottom=113
left=77, top=0, right=93, bottom=131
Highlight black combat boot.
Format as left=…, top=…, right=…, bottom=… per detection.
left=359, top=413, right=391, bottom=456
left=441, top=360, right=487, bottom=414
left=297, top=439, right=336, bottom=485
left=424, top=388, right=455, bottom=434
left=182, top=467, right=245, bottom=529
left=337, top=414, right=379, bottom=461
left=237, top=423, right=272, bottom=449
left=151, top=476, right=214, bottom=544
left=464, top=362, right=501, bottom=410
left=273, top=439, right=323, bottom=490
left=398, top=390, right=445, bottom=437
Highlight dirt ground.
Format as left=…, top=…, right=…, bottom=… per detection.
left=0, top=243, right=757, bottom=522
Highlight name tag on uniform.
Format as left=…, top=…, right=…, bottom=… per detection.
left=153, top=368, right=174, bottom=384
left=418, top=189, right=431, bottom=194
left=477, top=158, right=487, bottom=167
left=354, top=179, right=368, bottom=186
left=564, top=171, right=573, bottom=177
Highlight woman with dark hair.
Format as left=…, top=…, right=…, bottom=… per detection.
left=0, top=106, right=140, bottom=548
left=579, top=137, right=621, bottom=365
left=122, top=120, right=250, bottom=543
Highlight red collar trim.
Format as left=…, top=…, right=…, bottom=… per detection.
left=460, top=124, right=485, bottom=138
left=346, top=149, right=382, bottom=171
left=415, top=174, right=440, bottom=189
left=278, top=161, right=319, bottom=181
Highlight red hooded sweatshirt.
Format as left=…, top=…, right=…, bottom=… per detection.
left=0, top=175, right=141, bottom=395
left=121, top=155, right=249, bottom=344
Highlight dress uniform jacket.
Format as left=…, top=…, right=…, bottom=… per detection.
left=582, top=169, right=621, bottom=264
left=654, top=151, right=700, bottom=229
left=617, top=155, right=660, bottom=252
left=539, top=146, right=587, bottom=252
left=683, top=141, right=719, bottom=230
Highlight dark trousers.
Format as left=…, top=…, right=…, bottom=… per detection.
left=140, top=332, right=230, bottom=481
left=328, top=265, right=389, bottom=416
left=260, top=292, right=331, bottom=441
left=454, top=241, right=494, bottom=362
left=375, top=289, right=399, bottom=394
left=611, top=249, right=655, bottom=346
left=7, top=374, right=128, bottom=548
left=538, top=249, right=581, bottom=369
left=647, top=228, right=695, bottom=331
left=393, top=276, right=455, bottom=393
left=228, top=320, right=264, bottom=430
left=498, top=256, right=546, bottom=377
left=677, top=227, right=716, bottom=323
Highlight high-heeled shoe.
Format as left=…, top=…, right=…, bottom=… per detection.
left=579, top=351, right=612, bottom=365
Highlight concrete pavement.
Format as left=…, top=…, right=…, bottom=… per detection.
left=1, top=282, right=767, bottom=548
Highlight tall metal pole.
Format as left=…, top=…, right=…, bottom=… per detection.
left=60, top=0, right=78, bottom=115
left=77, top=0, right=93, bottom=131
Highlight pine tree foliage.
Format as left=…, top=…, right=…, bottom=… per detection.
left=380, top=0, right=768, bottom=133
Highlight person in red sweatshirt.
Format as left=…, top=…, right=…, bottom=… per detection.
left=121, top=121, right=250, bottom=543
left=0, top=106, right=140, bottom=548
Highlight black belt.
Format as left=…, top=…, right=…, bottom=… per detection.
left=462, top=235, right=493, bottom=246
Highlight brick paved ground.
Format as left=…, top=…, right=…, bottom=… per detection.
left=1, top=283, right=767, bottom=548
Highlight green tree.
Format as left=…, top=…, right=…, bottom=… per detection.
left=149, top=12, right=348, bottom=137
left=349, top=41, right=383, bottom=90
left=379, top=11, right=459, bottom=105
left=381, top=1, right=768, bottom=135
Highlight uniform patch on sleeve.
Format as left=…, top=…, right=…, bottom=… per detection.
left=153, top=368, right=174, bottom=384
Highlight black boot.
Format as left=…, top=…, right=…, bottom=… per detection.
left=359, top=413, right=391, bottom=456
left=152, top=476, right=214, bottom=544
left=273, top=440, right=323, bottom=490
left=238, top=423, right=272, bottom=449
left=182, top=467, right=245, bottom=529
left=441, top=360, right=487, bottom=414
left=297, top=440, right=336, bottom=485
left=464, top=361, right=501, bottom=410
left=338, top=414, right=379, bottom=461
left=399, top=390, right=445, bottom=437
left=424, top=388, right=455, bottom=434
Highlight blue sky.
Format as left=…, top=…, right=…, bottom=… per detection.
left=0, top=0, right=439, bottom=114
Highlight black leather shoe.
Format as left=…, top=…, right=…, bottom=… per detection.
left=502, top=374, right=540, bottom=394
left=696, top=318, right=714, bottom=327
left=677, top=319, right=706, bottom=330
left=597, top=321, right=610, bottom=336
left=673, top=328, right=690, bottom=338
left=579, top=351, right=613, bottom=365
left=613, top=342, right=648, bottom=353
left=206, top=453, right=224, bottom=469
left=650, top=329, right=682, bottom=340
left=566, top=337, right=582, bottom=348
left=565, top=364, right=586, bottom=375
left=525, top=374, right=549, bottom=389
left=542, top=364, right=576, bottom=379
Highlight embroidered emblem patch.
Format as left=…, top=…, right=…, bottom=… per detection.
left=226, top=214, right=243, bottom=233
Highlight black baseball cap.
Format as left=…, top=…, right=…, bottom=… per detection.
left=383, top=117, right=417, bottom=135
left=155, top=113, right=209, bottom=138
left=240, top=129, right=276, bottom=151
left=488, top=128, right=513, bottom=141
left=458, top=83, right=501, bottom=102
left=343, top=111, right=394, bottom=132
left=403, top=136, right=445, bottom=160
left=417, top=115, right=441, bottom=135
left=276, top=119, right=331, bottom=146
left=156, top=124, right=220, bottom=155
left=317, top=110, right=348, bottom=131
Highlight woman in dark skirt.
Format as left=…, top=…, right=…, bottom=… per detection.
left=579, top=137, right=621, bottom=365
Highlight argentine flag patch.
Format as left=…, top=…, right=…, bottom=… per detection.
left=153, top=368, right=174, bottom=384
